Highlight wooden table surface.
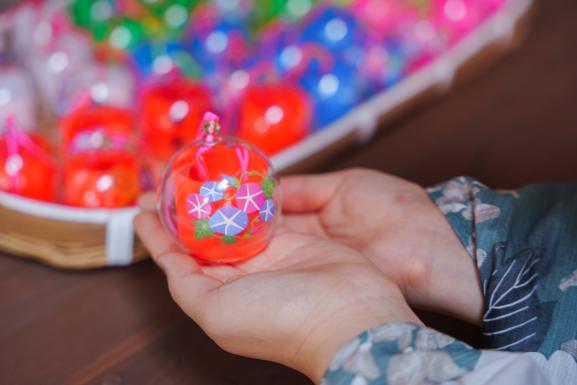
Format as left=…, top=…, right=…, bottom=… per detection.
left=1, top=1, right=576, bottom=384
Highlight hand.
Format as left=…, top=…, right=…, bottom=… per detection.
left=282, top=169, right=483, bottom=325
left=134, top=193, right=421, bottom=384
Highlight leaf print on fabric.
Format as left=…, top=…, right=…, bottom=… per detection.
left=559, top=269, right=577, bottom=292
left=482, top=246, right=556, bottom=351
left=560, top=340, right=577, bottom=360
left=387, top=351, right=467, bottom=385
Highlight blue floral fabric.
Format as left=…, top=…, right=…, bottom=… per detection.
left=323, top=177, right=577, bottom=385
left=427, top=177, right=577, bottom=356
left=322, top=323, right=481, bottom=385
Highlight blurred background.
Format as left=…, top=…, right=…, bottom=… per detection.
left=0, top=0, right=576, bottom=384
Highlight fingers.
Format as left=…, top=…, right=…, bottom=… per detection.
left=138, top=192, right=157, bottom=212
left=282, top=214, right=327, bottom=237
left=157, top=252, right=221, bottom=310
left=153, top=249, right=222, bottom=323
left=280, top=171, right=346, bottom=213
left=134, top=210, right=179, bottom=259
left=134, top=197, right=221, bottom=319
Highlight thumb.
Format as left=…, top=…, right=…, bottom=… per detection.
left=156, top=252, right=222, bottom=321
left=134, top=209, right=221, bottom=319
left=280, top=171, right=347, bottom=213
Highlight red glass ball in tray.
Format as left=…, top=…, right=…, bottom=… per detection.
left=60, top=104, right=135, bottom=151
left=237, top=83, right=311, bottom=156
left=139, top=79, right=214, bottom=161
left=63, top=150, right=146, bottom=208
left=0, top=124, right=58, bottom=202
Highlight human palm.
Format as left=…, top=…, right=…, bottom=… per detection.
left=134, top=194, right=420, bottom=383
left=281, top=169, right=483, bottom=324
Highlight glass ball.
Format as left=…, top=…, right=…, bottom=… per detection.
left=299, top=60, right=361, bottom=129
left=60, top=106, right=153, bottom=208
left=300, top=6, right=362, bottom=53
left=0, top=120, right=58, bottom=202
left=138, top=78, right=214, bottom=162
left=432, top=0, right=481, bottom=43
left=158, top=112, right=281, bottom=264
left=237, top=83, right=311, bottom=156
left=58, top=63, right=136, bottom=116
left=0, top=66, right=37, bottom=132
left=25, top=31, right=93, bottom=112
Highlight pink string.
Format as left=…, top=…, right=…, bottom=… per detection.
left=195, top=147, right=210, bottom=182
left=194, top=112, right=220, bottom=182
left=236, top=146, right=249, bottom=181
left=43, top=9, right=70, bottom=54
left=4, top=117, right=56, bottom=165
left=193, top=112, right=250, bottom=183
left=3, top=116, right=56, bottom=190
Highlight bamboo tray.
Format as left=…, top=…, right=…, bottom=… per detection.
left=0, top=0, right=535, bottom=269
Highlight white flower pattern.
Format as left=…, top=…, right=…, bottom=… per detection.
left=369, top=323, right=416, bottom=350
left=415, top=327, right=456, bottom=350
left=325, top=324, right=478, bottom=385
left=388, top=351, right=467, bottom=385
left=430, top=177, right=503, bottom=225
left=561, top=340, right=577, bottom=360
left=341, top=341, right=380, bottom=380
left=465, top=236, right=488, bottom=269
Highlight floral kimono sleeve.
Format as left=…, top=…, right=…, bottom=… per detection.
left=322, top=178, right=577, bottom=385
left=426, top=177, right=577, bottom=355
left=322, top=322, right=577, bottom=385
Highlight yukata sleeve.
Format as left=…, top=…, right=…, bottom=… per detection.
left=322, top=322, right=577, bottom=385
left=426, top=177, right=577, bottom=356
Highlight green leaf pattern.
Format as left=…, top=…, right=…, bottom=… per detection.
left=262, top=177, right=275, bottom=199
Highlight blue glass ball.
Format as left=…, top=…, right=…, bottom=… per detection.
left=131, top=40, right=201, bottom=79
left=299, top=60, right=360, bottom=129
left=300, top=7, right=362, bottom=53
left=186, top=21, right=248, bottom=77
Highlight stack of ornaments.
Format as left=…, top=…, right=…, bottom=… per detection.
left=0, top=0, right=505, bottom=208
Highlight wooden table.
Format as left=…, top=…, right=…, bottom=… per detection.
left=1, top=1, right=576, bottom=384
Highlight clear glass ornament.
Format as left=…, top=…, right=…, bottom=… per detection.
left=158, top=112, right=281, bottom=264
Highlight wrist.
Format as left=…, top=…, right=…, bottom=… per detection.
left=289, top=275, right=422, bottom=384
